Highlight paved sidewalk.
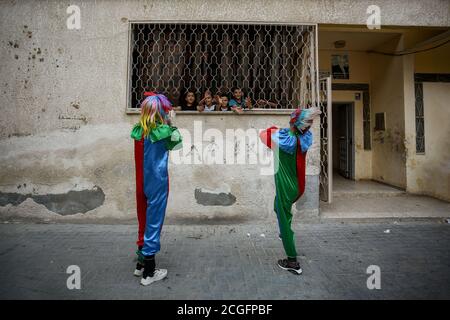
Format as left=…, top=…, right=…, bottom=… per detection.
left=0, top=222, right=449, bottom=299
left=321, top=194, right=450, bottom=220
left=324, top=173, right=450, bottom=220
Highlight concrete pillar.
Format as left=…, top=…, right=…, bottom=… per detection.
left=402, top=54, right=417, bottom=194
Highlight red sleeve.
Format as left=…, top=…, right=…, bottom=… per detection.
left=296, top=146, right=306, bottom=198
left=134, top=137, right=146, bottom=247
left=259, top=126, right=278, bottom=149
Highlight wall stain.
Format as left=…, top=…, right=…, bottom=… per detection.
left=194, top=188, right=236, bottom=206
left=0, top=186, right=105, bottom=215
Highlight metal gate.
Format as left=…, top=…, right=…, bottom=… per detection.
left=319, top=77, right=332, bottom=203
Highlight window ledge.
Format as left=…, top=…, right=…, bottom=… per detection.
left=126, top=108, right=295, bottom=115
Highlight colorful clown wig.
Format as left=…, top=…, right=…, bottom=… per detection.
left=139, top=92, right=173, bottom=137
left=289, top=107, right=322, bottom=132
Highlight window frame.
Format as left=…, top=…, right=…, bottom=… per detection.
left=125, top=20, right=318, bottom=115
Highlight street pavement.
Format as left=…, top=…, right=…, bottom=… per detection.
left=0, top=221, right=449, bottom=299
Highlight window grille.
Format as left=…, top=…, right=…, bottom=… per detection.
left=414, top=82, right=425, bottom=153
left=319, top=76, right=332, bottom=203
left=362, top=90, right=371, bottom=150
left=128, top=22, right=318, bottom=110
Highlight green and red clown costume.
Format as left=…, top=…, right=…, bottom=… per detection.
left=259, top=107, right=321, bottom=259
left=131, top=92, right=182, bottom=260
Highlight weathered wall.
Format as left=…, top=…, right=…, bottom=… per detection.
left=403, top=53, right=418, bottom=198
left=1, top=0, right=448, bottom=138
left=319, top=50, right=371, bottom=84
left=1, top=0, right=446, bottom=139
left=0, top=113, right=320, bottom=222
left=167, top=114, right=320, bottom=221
left=406, top=83, right=450, bottom=201
left=0, top=0, right=328, bottom=222
left=0, top=123, right=133, bottom=221
left=369, top=36, right=407, bottom=189
left=415, top=40, right=450, bottom=74
left=403, top=40, right=450, bottom=201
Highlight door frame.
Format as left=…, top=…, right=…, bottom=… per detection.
left=332, top=101, right=355, bottom=180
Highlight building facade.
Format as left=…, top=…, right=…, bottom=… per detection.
left=0, top=0, right=449, bottom=222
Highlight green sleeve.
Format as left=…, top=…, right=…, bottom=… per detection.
left=165, top=127, right=183, bottom=151
left=150, top=124, right=172, bottom=143
left=133, top=123, right=182, bottom=150
left=130, top=123, right=143, bottom=140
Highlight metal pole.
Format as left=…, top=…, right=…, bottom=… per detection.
left=327, top=76, right=333, bottom=203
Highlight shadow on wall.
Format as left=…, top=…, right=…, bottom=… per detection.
left=0, top=186, right=105, bottom=215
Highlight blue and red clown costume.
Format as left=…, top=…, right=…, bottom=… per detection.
left=259, top=107, right=321, bottom=274
left=131, top=92, right=182, bottom=285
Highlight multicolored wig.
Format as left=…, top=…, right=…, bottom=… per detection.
left=139, top=92, right=173, bottom=137
left=289, top=107, right=322, bottom=132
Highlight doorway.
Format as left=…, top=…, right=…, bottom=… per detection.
left=332, top=102, right=355, bottom=180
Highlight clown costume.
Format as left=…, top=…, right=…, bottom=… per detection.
left=131, top=92, right=182, bottom=286
left=259, top=107, right=321, bottom=275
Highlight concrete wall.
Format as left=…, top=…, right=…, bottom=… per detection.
left=375, top=31, right=450, bottom=200
left=368, top=36, right=408, bottom=189
left=319, top=50, right=371, bottom=84
left=415, top=41, right=450, bottom=74
left=0, top=112, right=320, bottom=222
left=404, top=40, right=450, bottom=201
left=369, top=53, right=407, bottom=188
left=406, top=83, right=450, bottom=201
left=0, top=0, right=332, bottom=222
left=164, top=114, right=321, bottom=221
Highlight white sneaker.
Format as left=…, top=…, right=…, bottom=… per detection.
left=134, top=268, right=143, bottom=277
left=134, top=262, right=144, bottom=277
left=140, top=268, right=168, bottom=286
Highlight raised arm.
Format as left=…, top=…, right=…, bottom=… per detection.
left=256, top=99, right=277, bottom=108
left=245, top=96, right=253, bottom=109
left=259, top=126, right=279, bottom=149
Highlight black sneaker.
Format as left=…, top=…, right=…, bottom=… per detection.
left=277, top=259, right=302, bottom=275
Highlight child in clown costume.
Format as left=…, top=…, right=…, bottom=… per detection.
left=259, top=107, right=321, bottom=275
left=131, top=92, right=182, bottom=286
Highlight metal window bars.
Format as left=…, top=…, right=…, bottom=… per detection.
left=128, top=22, right=318, bottom=110
left=319, top=76, right=332, bottom=203
left=363, top=90, right=371, bottom=150
left=414, top=82, right=425, bottom=153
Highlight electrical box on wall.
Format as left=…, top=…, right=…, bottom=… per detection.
left=374, top=112, right=386, bottom=131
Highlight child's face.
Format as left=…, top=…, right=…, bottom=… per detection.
left=220, top=96, right=229, bottom=107
left=204, top=94, right=213, bottom=106
left=233, top=89, right=242, bottom=100
left=185, top=92, right=195, bottom=105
